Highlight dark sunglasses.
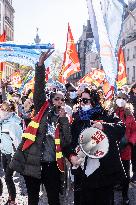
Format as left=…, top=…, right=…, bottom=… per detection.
left=54, top=97, right=65, bottom=102
left=79, top=98, right=91, bottom=104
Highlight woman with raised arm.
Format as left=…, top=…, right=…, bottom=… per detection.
left=10, top=50, right=71, bottom=205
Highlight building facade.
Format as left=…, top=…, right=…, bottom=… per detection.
left=0, top=0, right=15, bottom=79
left=121, top=1, right=136, bottom=85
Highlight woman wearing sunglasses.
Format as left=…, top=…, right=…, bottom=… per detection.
left=68, top=88, right=126, bottom=205
left=10, top=50, right=71, bottom=205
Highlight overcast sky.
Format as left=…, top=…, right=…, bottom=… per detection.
left=12, top=0, right=89, bottom=52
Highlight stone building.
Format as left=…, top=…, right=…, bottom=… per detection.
left=121, top=1, right=136, bottom=85
left=0, top=0, right=14, bottom=40
left=0, top=0, right=15, bottom=79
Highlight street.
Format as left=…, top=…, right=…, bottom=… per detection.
left=1, top=168, right=136, bottom=205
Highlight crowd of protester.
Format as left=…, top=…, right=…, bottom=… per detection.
left=0, top=51, right=136, bottom=205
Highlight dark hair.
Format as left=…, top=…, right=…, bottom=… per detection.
left=49, top=92, right=57, bottom=103
left=130, top=83, right=136, bottom=94
left=2, top=101, right=16, bottom=112
left=65, top=83, right=72, bottom=90
left=65, top=83, right=76, bottom=91
left=81, top=88, right=101, bottom=107
left=49, top=91, right=64, bottom=105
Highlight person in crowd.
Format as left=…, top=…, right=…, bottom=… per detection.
left=111, top=91, right=136, bottom=205
left=65, top=82, right=78, bottom=108
left=0, top=101, right=22, bottom=205
left=0, top=178, right=2, bottom=197
left=68, top=88, right=126, bottom=205
left=77, top=83, right=89, bottom=97
left=10, top=50, right=71, bottom=205
left=129, top=83, right=136, bottom=120
left=0, top=178, right=3, bottom=204
left=21, top=98, right=34, bottom=128
left=128, top=83, right=136, bottom=185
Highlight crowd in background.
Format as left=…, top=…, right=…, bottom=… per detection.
left=0, top=51, right=136, bottom=205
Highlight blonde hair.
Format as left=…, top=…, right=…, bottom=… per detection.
left=1, top=101, right=15, bottom=112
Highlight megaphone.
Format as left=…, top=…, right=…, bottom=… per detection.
left=76, top=127, right=109, bottom=159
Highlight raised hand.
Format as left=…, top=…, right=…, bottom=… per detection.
left=38, top=49, right=54, bottom=67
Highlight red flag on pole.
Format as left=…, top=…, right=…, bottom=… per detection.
left=0, top=31, right=6, bottom=80
left=46, top=67, right=50, bottom=82
left=116, top=47, right=127, bottom=88
left=58, top=23, right=80, bottom=83
left=0, top=31, right=6, bottom=42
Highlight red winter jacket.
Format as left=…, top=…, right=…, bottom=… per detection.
left=116, top=107, right=136, bottom=160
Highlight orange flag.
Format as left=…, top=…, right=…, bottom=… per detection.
left=78, top=69, right=105, bottom=87
left=11, top=71, right=22, bottom=88
left=58, top=23, right=80, bottom=83
left=0, top=31, right=6, bottom=80
left=0, top=31, right=6, bottom=42
left=116, top=47, right=127, bottom=89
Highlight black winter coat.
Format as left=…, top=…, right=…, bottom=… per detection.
left=70, top=107, right=126, bottom=188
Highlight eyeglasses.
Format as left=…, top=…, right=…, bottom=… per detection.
left=79, top=98, right=91, bottom=104
left=54, top=97, right=65, bottom=102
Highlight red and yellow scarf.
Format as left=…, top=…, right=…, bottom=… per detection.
left=22, top=101, right=64, bottom=172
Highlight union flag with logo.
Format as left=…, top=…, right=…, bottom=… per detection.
left=58, top=23, right=80, bottom=83
left=116, top=47, right=127, bottom=89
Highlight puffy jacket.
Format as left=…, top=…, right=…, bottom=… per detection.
left=0, top=113, right=22, bottom=155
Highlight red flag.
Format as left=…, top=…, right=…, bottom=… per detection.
left=0, top=31, right=6, bottom=42
left=10, top=71, right=22, bottom=88
left=0, top=31, right=6, bottom=80
left=46, top=67, right=50, bottom=82
left=58, top=23, right=80, bottom=83
left=78, top=69, right=105, bottom=87
left=116, top=47, right=127, bottom=88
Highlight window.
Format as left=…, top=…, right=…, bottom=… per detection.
left=127, top=68, right=129, bottom=82
left=132, top=66, right=136, bottom=82
left=127, top=49, right=130, bottom=61
left=0, top=3, right=1, bottom=21
left=133, top=46, right=136, bottom=58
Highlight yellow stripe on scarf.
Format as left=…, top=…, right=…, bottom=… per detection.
left=22, top=133, right=36, bottom=141
left=29, top=121, right=39, bottom=128
left=55, top=139, right=60, bottom=144
left=56, top=152, right=63, bottom=159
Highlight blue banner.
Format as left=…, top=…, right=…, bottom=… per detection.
left=0, top=42, right=54, bottom=49
left=0, top=49, right=39, bottom=67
